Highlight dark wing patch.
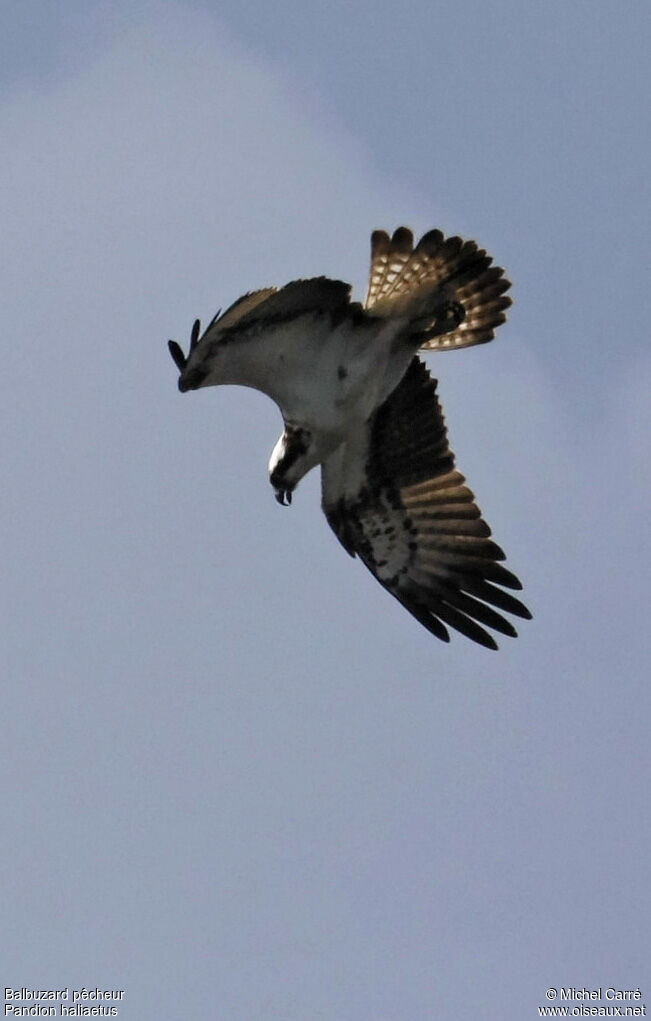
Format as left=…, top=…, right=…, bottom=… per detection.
left=216, top=278, right=353, bottom=340
left=323, top=358, right=530, bottom=649
left=367, top=356, right=454, bottom=486
left=215, top=288, right=279, bottom=331
left=364, top=227, right=511, bottom=351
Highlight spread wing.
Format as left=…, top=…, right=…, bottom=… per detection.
left=168, top=278, right=356, bottom=372
left=365, top=227, right=512, bottom=351
left=321, top=358, right=531, bottom=649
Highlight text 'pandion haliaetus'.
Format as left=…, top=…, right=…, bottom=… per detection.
left=168, top=227, right=531, bottom=649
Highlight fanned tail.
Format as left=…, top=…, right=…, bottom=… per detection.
left=364, top=227, right=512, bottom=351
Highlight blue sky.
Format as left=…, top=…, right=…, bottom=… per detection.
left=1, top=2, right=649, bottom=1018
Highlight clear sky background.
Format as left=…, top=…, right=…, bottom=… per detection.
left=1, top=2, right=649, bottom=1018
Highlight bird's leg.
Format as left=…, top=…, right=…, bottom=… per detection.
left=407, top=281, right=467, bottom=341
left=427, top=299, right=466, bottom=337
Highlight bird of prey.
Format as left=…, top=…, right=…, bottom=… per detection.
left=168, top=227, right=530, bottom=649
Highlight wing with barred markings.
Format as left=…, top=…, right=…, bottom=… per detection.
left=321, top=358, right=531, bottom=649
left=365, top=227, right=512, bottom=351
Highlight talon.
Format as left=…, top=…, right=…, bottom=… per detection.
left=450, top=300, right=465, bottom=327
left=424, top=299, right=467, bottom=340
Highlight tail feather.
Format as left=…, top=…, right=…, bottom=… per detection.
left=364, top=226, right=512, bottom=351
left=365, top=227, right=416, bottom=309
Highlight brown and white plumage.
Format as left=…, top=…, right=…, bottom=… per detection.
left=365, top=226, right=512, bottom=350
left=168, top=226, right=529, bottom=649
left=321, top=357, right=530, bottom=650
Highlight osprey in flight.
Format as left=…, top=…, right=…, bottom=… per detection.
left=168, top=227, right=530, bottom=649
